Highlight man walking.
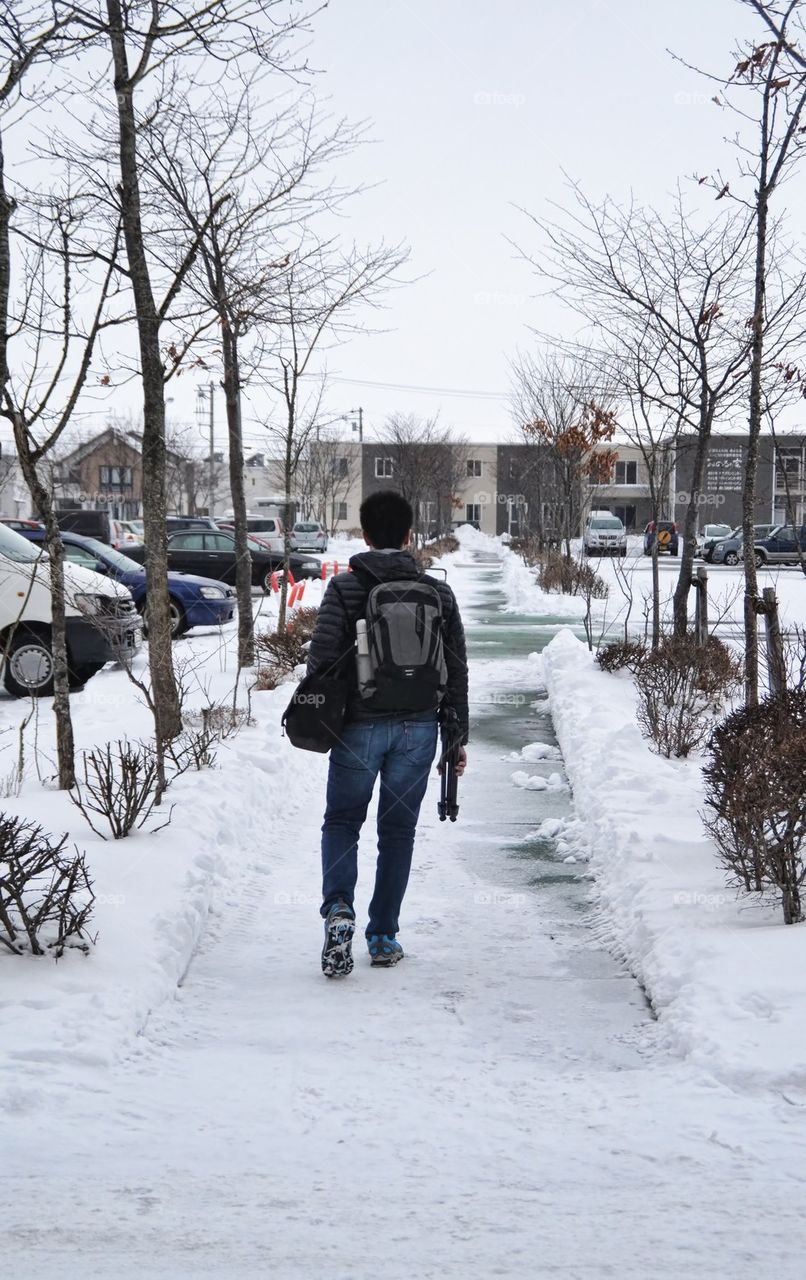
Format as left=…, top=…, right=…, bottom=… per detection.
left=306, top=491, right=468, bottom=978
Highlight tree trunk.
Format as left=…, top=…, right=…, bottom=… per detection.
left=672, top=403, right=712, bottom=637
left=12, top=429, right=75, bottom=789
left=277, top=400, right=295, bottom=635
left=0, top=125, right=11, bottom=401
left=106, top=0, right=181, bottom=746
left=742, top=187, right=769, bottom=707
left=221, top=320, right=255, bottom=667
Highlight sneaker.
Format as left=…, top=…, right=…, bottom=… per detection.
left=321, top=902, right=355, bottom=979
left=367, top=934, right=404, bottom=967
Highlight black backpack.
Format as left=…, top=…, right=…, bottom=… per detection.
left=356, top=577, right=447, bottom=713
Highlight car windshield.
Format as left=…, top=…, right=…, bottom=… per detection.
left=0, top=522, right=42, bottom=563
left=295, top=524, right=320, bottom=533
left=591, top=518, right=623, bottom=530
left=246, top=520, right=277, bottom=532
left=79, top=536, right=143, bottom=574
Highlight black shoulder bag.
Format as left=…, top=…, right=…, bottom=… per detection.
left=281, top=583, right=350, bottom=753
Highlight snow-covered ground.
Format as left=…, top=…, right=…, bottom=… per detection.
left=2, top=532, right=806, bottom=1277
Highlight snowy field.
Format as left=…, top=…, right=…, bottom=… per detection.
left=2, top=530, right=806, bottom=1277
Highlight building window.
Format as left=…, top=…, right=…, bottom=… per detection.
left=775, top=448, right=803, bottom=490
left=466, top=503, right=481, bottom=524
left=614, top=460, right=638, bottom=485
left=375, top=456, right=393, bottom=478
left=467, top=459, right=482, bottom=477
left=99, top=465, right=133, bottom=488
left=337, top=501, right=348, bottom=522
left=331, top=457, right=349, bottom=479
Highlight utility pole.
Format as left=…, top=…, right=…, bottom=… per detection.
left=196, top=382, right=216, bottom=515
left=348, top=406, right=363, bottom=442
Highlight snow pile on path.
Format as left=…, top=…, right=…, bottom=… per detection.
left=542, top=628, right=806, bottom=1091
left=452, top=524, right=604, bottom=622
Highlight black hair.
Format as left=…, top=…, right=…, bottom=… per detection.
left=360, top=490, right=413, bottom=549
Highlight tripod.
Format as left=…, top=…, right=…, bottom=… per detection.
left=438, top=706, right=461, bottom=822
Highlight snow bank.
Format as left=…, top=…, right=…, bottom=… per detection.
left=452, top=525, right=603, bottom=621
left=0, top=616, right=321, bottom=1098
left=542, top=629, right=806, bottom=1091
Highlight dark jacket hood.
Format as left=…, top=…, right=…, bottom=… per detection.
left=348, top=549, right=421, bottom=590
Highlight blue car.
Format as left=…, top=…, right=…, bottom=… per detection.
left=21, top=530, right=236, bottom=637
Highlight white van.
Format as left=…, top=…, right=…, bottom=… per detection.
left=0, top=523, right=141, bottom=697
left=583, top=510, right=627, bottom=557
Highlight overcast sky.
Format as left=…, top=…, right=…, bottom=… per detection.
left=4, top=0, right=773, bottom=456
left=285, top=0, right=757, bottom=445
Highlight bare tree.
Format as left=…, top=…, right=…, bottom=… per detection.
left=261, top=240, right=406, bottom=631
left=380, top=414, right=468, bottom=542
left=510, top=349, right=617, bottom=558
left=0, top=7, right=120, bottom=789
left=520, top=189, right=761, bottom=636
left=686, top=1, right=806, bottom=700
left=142, top=85, right=357, bottom=667
left=302, top=434, right=357, bottom=533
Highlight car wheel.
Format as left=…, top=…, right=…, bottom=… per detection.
left=3, top=627, right=55, bottom=698
left=725, top=551, right=739, bottom=566
left=754, top=551, right=766, bottom=569
left=138, top=596, right=187, bottom=638
left=69, top=662, right=105, bottom=690
left=620, top=548, right=627, bottom=557
left=263, top=568, right=275, bottom=594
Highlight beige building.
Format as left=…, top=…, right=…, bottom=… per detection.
left=453, top=445, right=499, bottom=535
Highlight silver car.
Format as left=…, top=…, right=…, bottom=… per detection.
left=290, top=521, right=328, bottom=553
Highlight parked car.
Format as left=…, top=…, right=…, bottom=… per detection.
left=18, top=529, right=236, bottom=638
left=710, top=524, right=778, bottom=566
left=216, top=515, right=285, bottom=553
left=0, top=517, right=44, bottom=532
left=56, top=508, right=128, bottom=548
left=696, top=523, right=732, bottom=560
left=0, top=522, right=141, bottom=698
left=118, top=519, right=143, bottom=545
left=165, top=515, right=219, bottom=534
left=290, top=520, right=328, bottom=553
left=643, top=519, right=679, bottom=557
left=125, top=529, right=321, bottom=590
left=584, top=511, right=627, bottom=556
left=753, top=524, right=806, bottom=567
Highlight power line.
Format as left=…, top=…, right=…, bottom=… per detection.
left=330, top=376, right=510, bottom=401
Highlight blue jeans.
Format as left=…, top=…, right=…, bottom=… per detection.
left=320, top=716, right=439, bottom=937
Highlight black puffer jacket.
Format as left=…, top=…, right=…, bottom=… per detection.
left=306, top=549, right=469, bottom=743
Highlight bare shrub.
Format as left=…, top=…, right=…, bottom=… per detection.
left=168, top=725, right=218, bottom=774
left=596, top=639, right=647, bottom=674
left=256, top=606, right=320, bottom=675
left=253, top=665, right=285, bottom=692
left=0, top=815, right=95, bottom=956
left=704, top=691, right=806, bottom=923
left=635, top=635, right=741, bottom=758
left=416, top=534, right=460, bottom=568
left=536, top=550, right=609, bottom=600
left=71, top=740, right=171, bottom=840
